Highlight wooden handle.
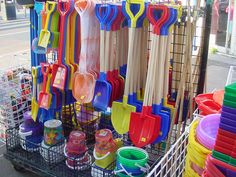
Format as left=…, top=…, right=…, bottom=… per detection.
left=142, top=26, right=148, bottom=91
left=115, top=30, right=121, bottom=69
left=124, top=28, right=135, bottom=96
left=143, top=32, right=154, bottom=106
left=109, top=31, right=114, bottom=71
left=163, top=33, right=172, bottom=97
left=100, top=30, right=105, bottom=72
left=105, top=31, right=110, bottom=73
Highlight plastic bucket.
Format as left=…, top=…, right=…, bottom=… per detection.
left=117, top=147, right=148, bottom=168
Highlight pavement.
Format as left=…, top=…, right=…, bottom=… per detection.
left=1, top=12, right=236, bottom=177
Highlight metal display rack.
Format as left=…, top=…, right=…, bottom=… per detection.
left=5, top=105, right=167, bottom=177
left=1, top=2, right=213, bottom=177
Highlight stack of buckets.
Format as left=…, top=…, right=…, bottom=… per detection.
left=64, top=130, right=92, bottom=170
left=19, top=111, right=43, bottom=152
left=204, top=83, right=236, bottom=176
left=115, top=147, right=149, bottom=177
left=184, top=120, right=211, bottom=177
left=91, top=129, right=122, bottom=177
left=40, top=119, right=65, bottom=163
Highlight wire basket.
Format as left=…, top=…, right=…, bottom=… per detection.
left=147, top=109, right=203, bottom=177
left=5, top=104, right=174, bottom=177
left=0, top=63, right=32, bottom=141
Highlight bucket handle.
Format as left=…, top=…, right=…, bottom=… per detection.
left=135, top=163, right=150, bottom=172
left=93, top=149, right=110, bottom=160
left=114, top=163, right=134, bottom=177
left=19, top=130, right=33, bottom=137
left=64, top=144, right=68, bottom=157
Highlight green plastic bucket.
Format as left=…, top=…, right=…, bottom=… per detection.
left=117, top=147, right=148, bottom=168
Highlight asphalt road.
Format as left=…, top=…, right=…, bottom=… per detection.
left=0, top=19, right=30, bottom=65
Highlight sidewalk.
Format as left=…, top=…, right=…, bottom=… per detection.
left=207, top=53, right=236, bottom=92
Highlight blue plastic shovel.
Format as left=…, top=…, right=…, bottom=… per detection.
left=93, top=4, right=112, bottom=111
left=32, top=1, right=47, bottom=55
left=152, top=7, right=177, bottom=143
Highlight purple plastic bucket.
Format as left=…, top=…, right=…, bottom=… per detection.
left=196, top=114, right=220, bottom=150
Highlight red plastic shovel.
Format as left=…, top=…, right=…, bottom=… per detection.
left=52, top=0, right=73, bottom=90
left=38, top=63, right=51, bottom=110
left=129, top=4, right=169, bottom=147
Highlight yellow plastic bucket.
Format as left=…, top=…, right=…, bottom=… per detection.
left=94, top=150, right=116, bottom=169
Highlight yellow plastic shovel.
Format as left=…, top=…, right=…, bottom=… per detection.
left=31, top=67, right=39, bottom=121
left=38, top=1, right=57, bottom=48
left=111, top=0, right=145, bottom=134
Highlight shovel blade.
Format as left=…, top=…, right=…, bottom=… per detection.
left=92, top=80, right=111, bottom=111
left=73, top=73, right=95, bottom=103
left=32, top=38, right=47, bottom=54
left=39, top=92, right=52, bottom=110
left=31, top=98, right=39, bottom=121
left=111, top=101, right=136, bottom=134
left=53, top=66, right=67, bottom=90
left=129, top=109, right=161, bottom=147
left=39, top=30, right=51, bottom=48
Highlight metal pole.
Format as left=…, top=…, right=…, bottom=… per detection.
left=197, top=0, right=213, bottom=94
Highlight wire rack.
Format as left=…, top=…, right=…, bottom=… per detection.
left=170, top=6, right=206, bottom=98
left=147, top=109, right=203, bottom=177
left=0, top=55, right=31, bottom=141
left=5, top=102, right=187, bottom=177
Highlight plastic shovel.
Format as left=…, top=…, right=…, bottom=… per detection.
left=31, top=67, right=39, bottom=121
left=111, top=0, right=145, bottom=135
left=32, top=1, right=46, bottom=54
left=38, top=64, right=52, bottom=110
left=147, top=5, right=170, bottom=143
left=129, top=29, right=160, bottom=147
left=105, top=5, right=119, bottom=105
left=93, top=4, right=112, bottom=111
left=38, top=1, right=56, bottom=49
left=129, top=4, right=170, bottom=147
left=72, top=0, right=96, bottom=104
left=153, top=7, right=178, bottom=143
left=162, top=7, right=178, bottom=121
left=48, top=4, right=60, bottom=50
left=111, top=5, right=124, bottom=101
left=122, top=1, right=145, bottom=110
left=52, top=0, right=73, bottom=91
